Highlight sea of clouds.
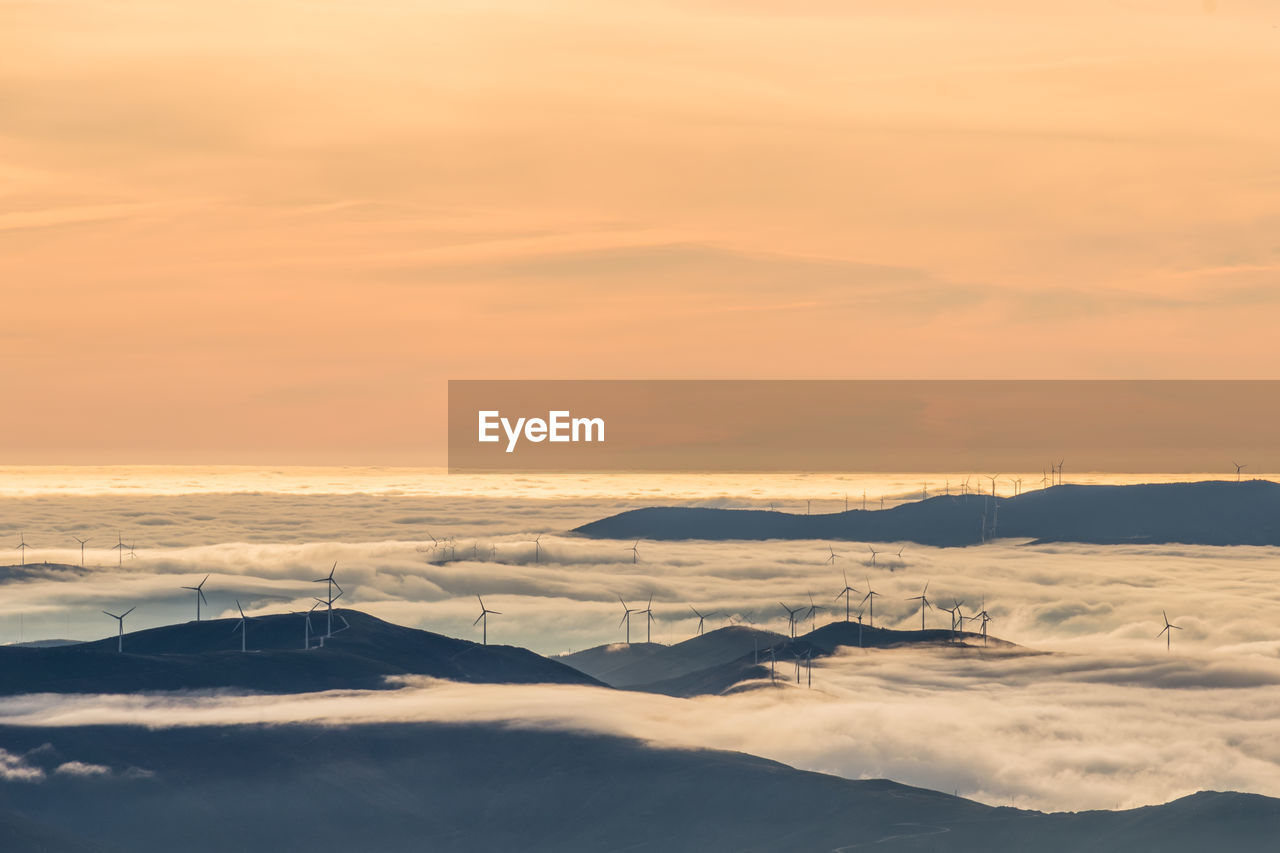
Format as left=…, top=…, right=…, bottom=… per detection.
left=2, top=478, right=1279, bottom=811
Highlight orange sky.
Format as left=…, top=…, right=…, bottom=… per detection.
left=3, top=1, right=1279, bottom=463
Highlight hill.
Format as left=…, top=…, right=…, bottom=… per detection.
left=0, top=721, right=1276, bottom=852
left=574, top=480, right=1280, bottom=546
left=554, top=625, right=784, bottom=687
left=560, top=620, right=1022, bottom=696
left=0, top=609, right=599, bottom=695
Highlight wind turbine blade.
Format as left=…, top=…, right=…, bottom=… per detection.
left=122, top=607, right=135, bottom=617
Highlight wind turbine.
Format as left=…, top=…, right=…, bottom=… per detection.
left=314, top=562, right=343, bottom=637
left=866, top=545, right=879, bottom=567
left=128, top=540, right=136, bottom=560
left=834, top=570, right=859, bottom=622
left=638, top=595, right=657, bottom=643
left=950, top=600, right=967, bottom=640
left=859, top=578, right=880, bottom=629
left=181, top=575, right=209, bottom=622
left=1233, top=461, right=1246, bottom=482
left=533, top=535, right=543, bottom=563
left=825, top=545, right=843, bottom=565
left=804, top=591, right=824, bottom=633
left=15, top=533, right=30, bottom=566
left=986, top=474, right=1000, bottom=497
left=907, top=582, right=933, bottom=630
left=689, top=605, right=716, bottom=636
left=1158, top=610, right=1181, bottom=651
left=975, top=596, right=991, bottom=646
left=1056, top=459, right=1065, bottom=485
left=941, top=602, right=959, bottom=641
left=302, top=602, right=322, bottom=649
left=102, top=606, right=135, bottom=653
left=779, top=602, right=801, bottom=638
left=111, top=532, right=126, bottom=567
left=72, top=535, right=90, bottom=567
left=628, top=540, right=640, bottom=564
left=231, top=599, right=254, bottom=652
left=618, top=596, right=638, bottom=644
left=474, top=595, right=500, bottom=645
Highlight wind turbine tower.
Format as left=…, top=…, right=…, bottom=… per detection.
left=181, top=575, right=210, bottom=622
left=907, top=582, right=933, bottom=630
left=689, top=606, right=716, bottom=636
left=859, top=579, right=880, bottom=629
left=474, top=595, right=501, bottom=645
left=618, top=596, right=639, bottom=644
left=231, top=600, right=254, bottom=652
left=835, top=571, right=859, bottom=622
left=102, top=606, right=135, bottom=653
left=313, top=562, right=343, bottom=637
left=1159, top=610, right=1181, bottom=651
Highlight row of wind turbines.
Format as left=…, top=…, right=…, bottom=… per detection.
left=102, top=564, right=347, bottom=653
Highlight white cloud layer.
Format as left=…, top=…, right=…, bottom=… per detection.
left=2, top=483, right=1280, bottom=812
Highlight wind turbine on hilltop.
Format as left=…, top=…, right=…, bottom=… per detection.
left=181, top=575, right=209, bottom=622
left=950, top=600, right=967, bottom=640
left=636, top=595, right=657, bottom=643
left=72, top=535, right=90, bottom=567
left=907, top=582, right=933, bottom=630
left=689, top=605, right=715, bottom=636
left=940, top=601, right=960, bottom=642
left=15, top=533, right=30, bottom=566
left=618, top=596, right=638, bottom=644
left=779, top=602, right=801, bottom=638
left=835, top=571, right=859, bottom=622
left=976, top=596, right=992, bottom=646
left=987, top=474, right=1000, bottom=497
left=301, top=602, right=322, bottom=650
left=859, top=578, right=880, bottom=629
left=231, top=600, right=255, bottom=652
left=628, top=540, right=640, bottom=564
left=474, top=595, right=500, bottom=645
left=102, top=606, right=135, bottom=653
left=1233, top=461, right=1247, bottom=482
left=1159, top=610, right=1181, bottom=651
left=314, top=562, right=343, bottom=637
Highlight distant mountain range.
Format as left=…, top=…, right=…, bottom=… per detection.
left=0, top=609, right=598, bottom=695
left=574, top=480, right=1280, bottom=546
left=1, top=721, right=1277, bottom=852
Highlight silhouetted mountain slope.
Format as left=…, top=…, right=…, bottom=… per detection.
left=0, top=722, right=1275, bottom=852
left=555, top=625, right=785, bottom=687
left=0, top=610, right=599, bottom=695
left=574, top=480, right=1280, bottom=546
left=627, top=621, right=1024, bottom=697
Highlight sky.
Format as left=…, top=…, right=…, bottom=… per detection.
left=3, top=1, right=1280, bottom=463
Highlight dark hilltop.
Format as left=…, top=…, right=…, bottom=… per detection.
left=574, top=480, right=1280, bottom=546
left=0, top=609, right=599, bottom=695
